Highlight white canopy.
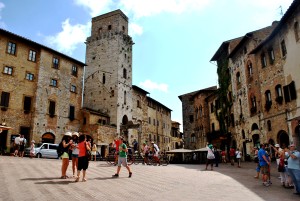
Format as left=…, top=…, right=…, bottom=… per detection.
left=166, top=149, right=193, bottom=153
left=193, top=147, right=221, bottom=152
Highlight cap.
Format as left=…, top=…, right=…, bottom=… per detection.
left=31, top=140, right=35, bottom=143
left=151, top=141, right=154, bottom=144
left=64, top=132, right=72, bottom=137
left=72, top=132, right=79, bottom=137
left=275, top=144, right=280, bottom=148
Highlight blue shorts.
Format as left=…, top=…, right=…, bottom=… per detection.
left=72, top=154, right=78, bottom=158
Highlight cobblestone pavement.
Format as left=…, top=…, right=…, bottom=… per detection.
left=0, top=156, right=298, bottom=201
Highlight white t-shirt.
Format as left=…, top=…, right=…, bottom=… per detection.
left=14, top=136, right=21, bottom=145
left=153, top=144, right=160, bottom=156
left=235, top=151, right=242, bottom=159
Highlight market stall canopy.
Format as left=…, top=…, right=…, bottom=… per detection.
left=166, top=149, right=193, bottom=153
left=0, top=125, right=12, bottom=130
left=193, top=147, right=221, bottom=152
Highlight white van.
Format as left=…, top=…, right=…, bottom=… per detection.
left=34, top=143, right=59, bottom=159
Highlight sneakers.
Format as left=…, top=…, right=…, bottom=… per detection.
left=112, top=174, right=119, bottom=177
left=129, top=172, right=132, bottom=178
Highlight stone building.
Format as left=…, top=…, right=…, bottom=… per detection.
left=178, top=86, right=217, bottom=149
left=0, top=28, right=85, bottom=151
left=170, top=121, right=183, bottom=149
left=83, top=10, right=173, bottom=153
left=250, top=0, right=300, bottom=148
left=227, top=22, right=277, bottom=155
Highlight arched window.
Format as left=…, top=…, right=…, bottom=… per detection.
left=242, top=130, right=245, bottom=139
left=191, top=133, right=196, bottom=143
left=195, top=108, right=198, bottom=119
left=294, top=22, right=299, bottom=42
left=200, top=105, right=203, bottom=117
left=275, top=84, right=283, bottom=104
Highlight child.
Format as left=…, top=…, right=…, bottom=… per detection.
left=30, top=140, right=35, bottom=158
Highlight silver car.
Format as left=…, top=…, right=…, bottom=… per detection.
left=25, top=143, right=59, bottom=159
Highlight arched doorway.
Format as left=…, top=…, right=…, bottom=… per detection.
left=252, top=134, right=260, bottom=148
left=42, top=132, right=55, bottom=144
left=0, top=130, right=8, bottom=153
left=277, top=130, right=289, bottom=148
left=121, top=115, right=129, bottom=140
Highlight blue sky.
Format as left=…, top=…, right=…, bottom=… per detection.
left=0, top=0, right=294, bottom=131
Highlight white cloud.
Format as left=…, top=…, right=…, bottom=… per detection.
left=129, top=23, right=143, bottom=36
left=44, top=19, right=90, bottom=55
left=139, top=79, right=168, bottom=93
left=0, top=2, right=6, bottom=28
left=74, top=0, right=112, bottom=17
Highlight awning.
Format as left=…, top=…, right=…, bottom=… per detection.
left=0, top=125, right=12, bottom=132
left=166, top=149, right=193, bottom=153
left=193, top=147, right=221, bottom=152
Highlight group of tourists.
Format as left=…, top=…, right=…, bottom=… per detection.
left=253, top=143, right=300, bottom=195
left=13, top=134, right=27, bottom=157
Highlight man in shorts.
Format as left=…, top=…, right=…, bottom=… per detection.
left=112, top=136, right=132, bottom=178
left=258, top=143, right=271, bottom=186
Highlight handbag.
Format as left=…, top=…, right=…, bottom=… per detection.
left=85, top=142, right=91, bottom=160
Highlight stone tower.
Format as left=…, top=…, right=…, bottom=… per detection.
left=84, top=10, right=134, bottom=132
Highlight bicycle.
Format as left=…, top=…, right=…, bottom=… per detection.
left=105, top=151, right=117, bottom=165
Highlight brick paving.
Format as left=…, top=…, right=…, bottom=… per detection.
left=0, top=156, right=298, bottom=201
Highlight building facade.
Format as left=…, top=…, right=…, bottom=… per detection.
left=0, top=29, right=85, bottom=151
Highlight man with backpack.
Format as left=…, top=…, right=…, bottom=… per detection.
left=151, top=141, right=161, bottom=165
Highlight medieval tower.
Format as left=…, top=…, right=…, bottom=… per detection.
left=84, top=10, right=134, bottom=134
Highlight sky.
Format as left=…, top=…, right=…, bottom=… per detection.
left=0, top=0, right=294, bottom=131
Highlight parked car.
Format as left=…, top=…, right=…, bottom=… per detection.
left=25, top=143, right=59, bottom=159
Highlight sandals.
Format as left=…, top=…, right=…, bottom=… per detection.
left=60, top=175, right=69, bottom=179
left=75, top=176, right=80, bottom=182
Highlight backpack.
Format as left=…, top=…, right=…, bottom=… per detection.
left=57, top=142, right=63, bottom=157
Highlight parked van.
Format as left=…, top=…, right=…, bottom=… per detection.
left=25, top=143, right=59, bottom=159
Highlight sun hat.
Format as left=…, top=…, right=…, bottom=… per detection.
left=31, top=140, right=35, bottom=143
left=72, top=132, right=79, bottom=137
left=275, top=144, right=280, bottom=148
left=64, top=131, right=72, bottom=137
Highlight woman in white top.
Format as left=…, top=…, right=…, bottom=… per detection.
left=235, top=148, right=242, bottom=168
left=71, top=132, right=79, bottom=177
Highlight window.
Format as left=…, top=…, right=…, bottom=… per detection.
left=275, top=84, right=283, bottom=104
left=123, top=68, right=127, bottom=79
left=148, top=117, right=151, bottom=124
left=283, top=81, right=297, bottom=103
left=137, top=100, right=140, bottom=108
left=199, top=106, right=203, bottom=117
left=212, top=123, right=215, bottom=132
left=26, top=73, right=34, bottom=81
left=71, top=85, right=76, bottom=93
left=23, top=96, right=32, bottom=113
left=153, top=119, right=156, bottom=126
left=50, top=79, right=57, bottom=87
left=189, top=115, right=194, bottom=123
left=195, top=108, right=198, bottom=119
left=49, top=101, right=56, bottom=117
left=0, top=92, right=10, bottom=108
left=250, top=95, right=257, bottom=114
left=236, top=72, right=241, bottom=84
left=69, top=105, right=75, bottom=121
left=261, top=53, right=267, bottom=68
left=281, top=40, right=287, bottom=57
left=268, top=48, right=275, bottom=64
left=108, top=25, right=112, bottom=30
left=28, top=50, right=36, bottom=62
left=210, top=103, right=214, bottom=113
left=3, top=66, right=13, bottom=75
left=7, top=42, right=16, bottom=55
left=124, top=91, right=127, bottom=105
left=122, top=26, right=125, bottom=32
left=72, top=65, right=78, bottom=76
left=265, top=90, right=272, bottom=111
left=102, top=73, right=105, bottom=84
left=267, top=120, right=272, bottom=131
left=248, top=62, right=253, bottom=77
left=52, top=57, right=59, bottom=69
left=294, top=22, right=299, bottom=42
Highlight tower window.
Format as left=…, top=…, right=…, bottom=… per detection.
left=123, top=68, right=127, bottom=79
left=102, top=73, right=106, bottom=84
left=108, top=25, right=112, bottom=30
left=281, top=40, right=287, bottom=57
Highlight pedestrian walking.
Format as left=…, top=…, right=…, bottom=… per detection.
left=91, top=142, right=97, bottom=161
left=285, top=143, right=300, bottom=195
left=205, top=144, right=215, bottom=171
left=112, top=136, right=132, bottom=178
left=75, top=134, right=91, bottom=182
left=214, top=146, right=220, bottom=167
left=229, top=147, right=235, bottom=166
left=221, top=150, right=227, bottom=164
left=29, top=140, right=35, bottom=158
left=235, top=148, right=242, bottom=168
left=13, top=134, right=21, bottom=157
